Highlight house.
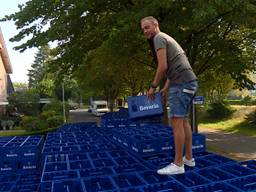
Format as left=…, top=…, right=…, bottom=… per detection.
left=0, top=27, right=14, bottom=114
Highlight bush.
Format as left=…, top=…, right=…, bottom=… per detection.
left=21, top=116, right=48, bottom=132
left=207, top=102, right=235, bottom=119
left=7, top=89, right=40, bottom=116
left=41, top=110, right=57, bottom=120
left=42, top=99, right=69, bottom=118
left=246, top=110, right=256, bottom=125
left=47, top=115, right=63, bottom=128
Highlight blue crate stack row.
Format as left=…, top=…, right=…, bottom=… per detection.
left=0, top=135, right=44, bottom=192
left=0, top=109, right=255, bottom=191
left=0, top=135, right=44, bottom=174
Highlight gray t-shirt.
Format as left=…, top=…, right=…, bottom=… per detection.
left=153, top=32, right=197, bottom=85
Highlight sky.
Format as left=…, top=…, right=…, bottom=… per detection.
left=0, top=0, right=36, bottom=83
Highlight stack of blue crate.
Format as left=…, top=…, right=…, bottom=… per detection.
left=0, top=119, right=256, bottom=191
left=0, top=172, right=41, bottom=192
left=0, top=135, right=44, bottom=174
left=110, top=123, right=205, bottom=157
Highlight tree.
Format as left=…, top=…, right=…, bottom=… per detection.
left=28, top=44, right=54, bottom=97
left=13, top=82, right=28, bottom=91
left=7, top=89, right=40, bottom=116
left=1, top=0, right=256, bottom=101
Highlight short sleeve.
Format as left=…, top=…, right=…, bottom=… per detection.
left=153, top=35, right=167, bottom=52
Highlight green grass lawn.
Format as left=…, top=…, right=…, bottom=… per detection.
left=198, top=105, right=256, bottom=137
left=0, top=127, right=59, bottom=137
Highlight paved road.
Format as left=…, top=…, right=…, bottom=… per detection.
left=199, top=127, right=256, bottom=161
left=69, top=109, right=101, bottom=125
left=69, top=109, right=256, bottom=161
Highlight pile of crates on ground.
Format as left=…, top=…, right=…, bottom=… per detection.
left=0, top=136, right=44, bottom=191
left=0, top=110, right=256, bottom=191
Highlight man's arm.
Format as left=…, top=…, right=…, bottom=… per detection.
left=147, top=48, right=168, bottom=100
left=152, top=48, right=168, bottom=86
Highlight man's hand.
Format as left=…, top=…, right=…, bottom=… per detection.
left=147, top=87, right=156, bottom=101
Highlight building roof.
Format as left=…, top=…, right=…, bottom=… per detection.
left=0, top=27, right=13, bottom=74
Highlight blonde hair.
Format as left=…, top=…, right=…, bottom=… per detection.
left=140, top=16, right=159, bottom=25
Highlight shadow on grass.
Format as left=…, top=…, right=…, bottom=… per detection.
left=198, top=116, right=230, bottom=124
left=226, top=120, right=256, bottom=137
left=198, top=116, right=256, bottom=137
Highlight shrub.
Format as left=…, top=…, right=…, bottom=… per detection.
left=21, top=116, right=48, bottom=132
left=42, top=99, right=69, bottom=118
left=7, top=89, right=40, bottom=116
left=41, top=110, right=57, bottom=120
left=207, top=102, right=235, bottom=119
left=246, top=110, right=256, bottom=125
left=47, top=115, right=63, bottom=128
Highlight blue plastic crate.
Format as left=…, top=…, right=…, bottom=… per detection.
left=157, top=138, right=174, bottom=154
left=45, top=154, right=68, bottom=163
left=191, top=182, right=241, bottom=192
left=138, top=170, right=171, bottom=184
left=20, top=136, right=44, bottom=159
left=41, top=170, right=79, bottom=182
left=239, top=160, right=256, bottom=171
left=112, top=173, right=146, bottom=189
left=113, top=164, right=147, bottom=174
left=192, top=134, right=206, bottom=153
left=190, top=157, right=217, bottom=170
left=0, top=136, right=13, bottom=142
left=38, top=181, right=52, bottom=192
left=0, top=146, right=19, bottom=160
left=42, top=146, right=62, bottom=154
left=113, top=157, right=140, bottom=167
left=227, top=174, right=256, bottom=191
left=128, top=92, right=163, bottom=119
left=61, top=145, right=80, bottom=153
left=18, top=158, right=38, bottom=172
left=16, top=173, right=41, bottom=185
left=193, top=151, right=213, bottom=158
left=0, top=182, right=15, bottom=191
left=67, top=153, right=88, bottom=161
left=79, top=144, right=97, bottom=152
left=79, top=167, right=114, bottom=178
left=11, top=184, right=39, bottom=192
left=107, top=150, right=130, bottom=159
left=202, top=154, right=235, bottom=165
left=172, top=171, right=210, bottom=187
left=0, top=160, right=17, bottom=174
left=95, top=143, right=118, bottom=151
left=52, top=179, right=84, bottom=192
left=69, top=160, right=92, bottom=170
left=83, top=176, right=117, bottom=192
left=44, top=162, right=68, bottom=172
left=0, top=173, right=20, bottom=183
left=92, top=158, right=117, bottom=168
left=196, top=167, right=235, bottom=182
left=218, top=163, right=256, bottom=177
left=139, top=153, right=172, bottom=170
left=128, top=135, right=160, bottom=155
left=134, top=181, right=189, bottom=192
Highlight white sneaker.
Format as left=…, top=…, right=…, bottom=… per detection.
left=157, top=163, right=185, bottom=175
left=183, top=156, right=195, bottom=167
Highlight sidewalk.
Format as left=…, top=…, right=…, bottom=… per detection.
left=199, top=127, right=256, bottom=161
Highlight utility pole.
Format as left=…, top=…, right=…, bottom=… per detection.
left=62, top=82, right=66, bottom=123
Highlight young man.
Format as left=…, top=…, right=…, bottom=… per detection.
left=141, top=16, right=198, bottom=175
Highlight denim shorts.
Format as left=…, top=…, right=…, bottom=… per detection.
left=168, top=80, right=198, bottom=118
